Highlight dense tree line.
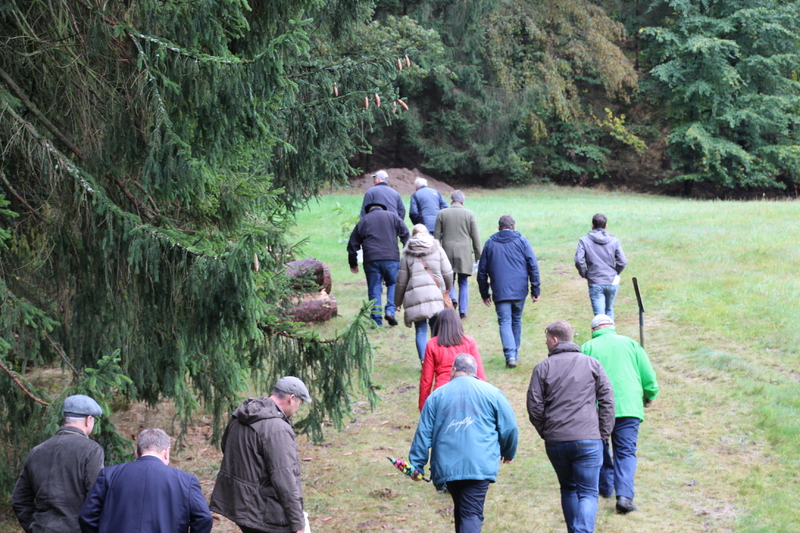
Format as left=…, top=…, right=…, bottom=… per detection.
left=370, top=0, right=800, bottom=195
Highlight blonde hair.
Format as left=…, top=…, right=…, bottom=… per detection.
left=412, top=224, right=429, bottom=236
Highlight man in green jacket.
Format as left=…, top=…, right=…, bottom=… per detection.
left=581, top=314, right=659, bottom=515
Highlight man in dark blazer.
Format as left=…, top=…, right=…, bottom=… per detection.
left=79, top=428, right=212, bottom=533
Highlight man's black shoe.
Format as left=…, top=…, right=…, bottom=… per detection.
left=451, top=300, right=458, bottom=310
left=505, top=359, right=518, bottom=368
left=385, top=314, right=398, bottom=326
left=459, top=313, right=467, bottom=320
left=616, top=496, right=638, bottom=514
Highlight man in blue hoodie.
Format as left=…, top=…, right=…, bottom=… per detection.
left=574, top=213, right=627, bottom=320
left=477, top=215, right=541, bottom=368
left=410, top=353, right=518, bottom=533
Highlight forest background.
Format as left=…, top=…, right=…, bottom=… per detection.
left=1, top=0, right=799, bottom=527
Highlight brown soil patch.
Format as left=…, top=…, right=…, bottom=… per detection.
left=349, top=168, right=455, bottom=196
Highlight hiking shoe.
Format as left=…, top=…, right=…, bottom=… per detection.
left=459, top=313, right=467, bottom=320
left=616, top=497, right=638, bottom=514
left=505, top=359, right=518, bottom=368
left=451, top=300, right=458, bottom=310
left=385, top=314, right=398, bottom=326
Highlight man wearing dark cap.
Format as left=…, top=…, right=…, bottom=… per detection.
left=359, top=169, right=405, bottom=220
left=210, top=377, right=312, bottom=533
left=348, top=202, right=410, bottom=326
left=13, top=394, right=105, bottom=533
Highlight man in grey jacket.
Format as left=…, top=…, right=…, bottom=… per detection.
left=210, top=377, right=312, bottom=533
left=527, top=321, right=615, bottom=533
left=13, top=395, right=105, bottom=533
left=574, top=213, right=627, bottom=320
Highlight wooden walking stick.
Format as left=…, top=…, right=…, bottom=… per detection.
left=632, top=277, right=645, bottom=347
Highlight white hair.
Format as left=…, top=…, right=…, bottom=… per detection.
left=414, top=177, right=427, bottom=187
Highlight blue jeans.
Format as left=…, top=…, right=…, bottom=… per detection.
left=449, top=273, right=470, bottom=314
left=363, top=260, right=398, bottom=325
left=545, top=440, right=603, bottom=533
left=494, top=299, right=525, bottom=362
left=599, top=417, right=640, bottom=500
left=446, top=479, right=490, bottom=533
left=414, top=315, right=438, bottom=361
left=589, top=284, right=618, bottom=320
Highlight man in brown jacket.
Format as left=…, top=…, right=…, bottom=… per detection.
left=210, top=377, right=312, bottom=533
left=527, top=321, right=614, bottom=533
left=434, top=190, right=481, bottom=319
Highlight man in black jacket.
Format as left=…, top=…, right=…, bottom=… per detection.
left=348, top=203, right=410, bottom=326
left=13, top=395, right=105, bottom=533
left=359, top=170, right=405, bottom=220
left=527, top=321, right=615, bottom=533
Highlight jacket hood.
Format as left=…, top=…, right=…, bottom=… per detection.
left=490, top=230, right=523, bottom=244
left=587, top=228, right=615, bottom=245
left=591, top=326, right=617, bottom=338
left=404, top=234, right=436, bottom=256
left=232, top=396, right=287, bottom=425
left=548, top=341, right=582, bottom=356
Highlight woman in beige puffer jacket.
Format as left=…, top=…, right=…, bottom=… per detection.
left=395, top=225, right=454, bottom=360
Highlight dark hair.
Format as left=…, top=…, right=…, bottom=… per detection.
left=545, top=320, right=574, bottom=342
left=592, top=213, right=607, bottom=229
left=498, top=215, right=515, bottom=230
left=435, top=308, right=464, bottom=347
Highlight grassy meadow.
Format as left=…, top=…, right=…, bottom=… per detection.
left=286, top=185, right=800, bottom=533
left=2, top=185, right=798, bottom=533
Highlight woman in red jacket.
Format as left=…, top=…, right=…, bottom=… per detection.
left=418, top=308, right=486, bottom=410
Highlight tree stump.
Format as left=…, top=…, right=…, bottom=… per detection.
left=285, top=257, right=332, bottom=293
left=287, top=290, right=338, bottom=323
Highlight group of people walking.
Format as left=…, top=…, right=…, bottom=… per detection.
left=349, top=170, right=657, bottom=533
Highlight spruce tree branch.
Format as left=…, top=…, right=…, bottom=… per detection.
left=0, top=174, right=44, bottom=222
left=0, top=359, right=50, bottom=406
left=0, top=66, right=86, bottom=161
left=261, top=324, right=338, bottom=345
left=45, top=332, right=79, bottom=377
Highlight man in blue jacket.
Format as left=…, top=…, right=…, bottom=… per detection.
left=409, top=177, right=447, bottom=233
left=79, top=428, right=212, bottom=533
left=410, top=353, right=518, bottom=533
left=477, top=215, right=541, bottom=368
left=359, top=170, right=406, bottom=220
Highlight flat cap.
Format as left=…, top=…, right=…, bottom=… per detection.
left=63, top=394, right=103, bottom=417
left=274, top=376, right=312, bottom=403
left=591, top=314, right=614, bottom=329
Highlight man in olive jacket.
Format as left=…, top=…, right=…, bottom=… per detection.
left=12, top=395, right=105, bottom=533
left=434, top=190, right=481, bottom=318
left=581, top=314, right=658, bottom=514
left=210, top=377, right=312, bottom=533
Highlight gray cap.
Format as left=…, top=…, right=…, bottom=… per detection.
left=274, top=376, right=312, bottom=403
left=63, top=394, right=103, bottom=417
left=371, top=170, right=389, bottom=181
left=591, top=314, right=614, bottom=329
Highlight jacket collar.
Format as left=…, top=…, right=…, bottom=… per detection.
left=548, top=341, right=582, bottom=356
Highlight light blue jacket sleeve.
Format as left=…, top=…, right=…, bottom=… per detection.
left=495, top=392, right=519, bottom=460
left=409, top=395, right=436, bottom=475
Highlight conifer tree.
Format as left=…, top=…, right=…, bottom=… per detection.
left=0, top=0, right=423, bottom=492
left=641, top=0, right=800, bottom=193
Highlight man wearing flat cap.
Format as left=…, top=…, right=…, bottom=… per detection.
left=12, top=394, right=105, bottom=533
left=210, top=377, right=312, bottom=533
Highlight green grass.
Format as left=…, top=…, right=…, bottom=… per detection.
left=288, top=185, right=800, bottom=532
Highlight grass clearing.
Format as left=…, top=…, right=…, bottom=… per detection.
left=2, top=184, right=798, bottom=532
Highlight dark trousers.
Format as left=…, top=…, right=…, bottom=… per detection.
left=447, top=479, right=490, bottom=533
left=239, top=526, right=267, bottom=533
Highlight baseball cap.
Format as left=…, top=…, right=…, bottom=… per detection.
left=63, top=395, right=103, bottom=418
left=371, top=170, right=389, bottom=180
left=591, top=314, right=614, bottom=329
left=274, top=376, right=312, bottom=403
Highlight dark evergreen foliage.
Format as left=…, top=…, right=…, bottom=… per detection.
left=0, top=0, right=417, bottom=493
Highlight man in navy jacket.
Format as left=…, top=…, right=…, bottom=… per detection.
left=409, top=177, right=447, bottom=233
left=79, top=428, right=212, bottom=533
left=477, top=215, right=541, bottom=368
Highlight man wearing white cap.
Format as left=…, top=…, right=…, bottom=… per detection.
left=12, top=394, right=105, bottom=533
left=581, top=315, right=659, bottom=514
left=359, top=170, right=406, bottom=220
left=210, top=377, right=312, bottom=533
